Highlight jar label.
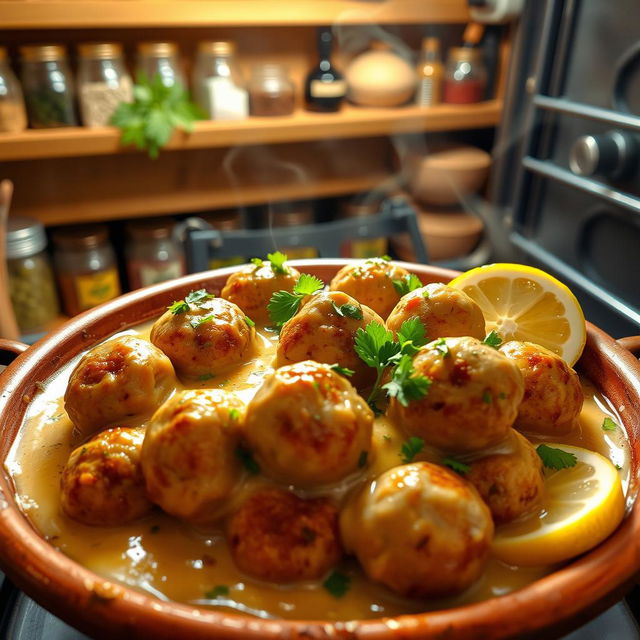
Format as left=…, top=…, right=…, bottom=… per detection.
left=310, top=79, right=347, bottom=98
left=137, top=261, right=184, bottom=288
left=208, top=256, right=245, bottom=270
left=347, top=238, right=388, bottom=259
left=75, top=268, right=121, bottom=310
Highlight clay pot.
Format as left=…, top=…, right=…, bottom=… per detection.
left=0, top=260, right=639, bottom=639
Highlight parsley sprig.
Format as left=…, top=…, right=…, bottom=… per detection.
left=267, top=251, right=289, bottom=274
left=392, top=273, right=424, bottom=297
left=400, top=436, right=424, bottom=463
left=483, top=331, right=503, bottom=349
left=602, top=417, right=618, bottom=431
left=167, top=288, right=215, bottom=315
left=383, top=354, right=432, bottom=407
left=267, top=274, right=324, bottom=327
left=332, top=300, right=363, bottom=320
left=330, top=363, right=355, bottom=377
left=442, top=457, right=470, bottom=475
left=323, top=570, right=350, bottom=598
left=536, top=444, right=577, bottom=470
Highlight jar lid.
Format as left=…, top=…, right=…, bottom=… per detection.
left=78, top=42, right=123, bottom=59
left=6, top=216, right=47, bottom=259
left=339, top=194, right=382, bottom=218
left=52, top=225, right=109, bottom=250
left=202, top=210, right=242, bottom=232
left=267, top=201, right=314, bottom=227
left=137, top=41, right=178, bottom=57
left=448, top=46, right=482, bottom=62
left=20, top=45, right=67, bottom=62
left=126, top=218, right=174, bottom=240
left=198, top=41, right=235, bottom=56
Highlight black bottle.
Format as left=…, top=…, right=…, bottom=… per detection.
left=304, top=27, right=346, bottom=112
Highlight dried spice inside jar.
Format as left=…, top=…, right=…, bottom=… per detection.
left=0, top=47, right=28, bottom=133
left=249, top=63, right=295, bottom=116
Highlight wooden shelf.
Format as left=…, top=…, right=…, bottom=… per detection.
left=0, top=101, right=501, bottom=162
left=1, top=0, right=470, bottom=29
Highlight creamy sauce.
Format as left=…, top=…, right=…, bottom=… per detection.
left=5, top=322, right=630, bottom=621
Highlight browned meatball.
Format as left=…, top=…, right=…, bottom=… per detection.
left=64, top=335, right=175, bottom=437
left=340, top=462, right=493, bottom=598
left=220, top=261, right=301, bottom=325
left=141, top=389, right=244, bottom=522
left=329, top=258, right=410, bottom=318
left=60, top=427, right=152, bottom=526
left=500, top=341, right=583, bottom=436
left=387, top=282, right=485, bottom=342
left=276, top=291, right=383, bottom=388
left=466, top=430, right=545, bottom=524
left=244, top=361, right=374, bottom=488
left=150, top=296, right=256, bottom=378
left=388, top=337, right=524, bottom=453
left=227, top=488, right=341, bottom=583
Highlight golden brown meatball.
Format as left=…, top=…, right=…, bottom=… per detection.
left=141, top=389, right=244, bottom=522
left=60, top=427, right=152, bottom=526
left=388, top=337, right=524, bottom=453
left=220, top=261, right=301, bottom=325
left=227, top=488, right=341, bottom=583
left=64, top=335, right=175, bottom=437
left=340, top=462, right=493, bottom=598
left=500, top=341, right=583, bottom=436
left=150, top=295, right=256, bottom=378
left=329, top=258, right=411, bottom=319
left=244, top=361, right=373, bottom=488
left=466, top=430, right=544, bottom=524
left=276, top=291, right=383, bottom=389
left=387, top=282, right=485, bottom=342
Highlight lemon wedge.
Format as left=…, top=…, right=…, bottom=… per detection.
left=492, top=444, right=625, bottom=567
left=449, top=263, right=586, bottom=365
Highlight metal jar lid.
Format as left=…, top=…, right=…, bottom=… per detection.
left=6, top=216, right=48, bottom=259
left=52, top=224, right=109, bottom=250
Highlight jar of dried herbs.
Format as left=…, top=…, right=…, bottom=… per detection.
left=78, top=42, right=133, bottom=127
left=0, top=47, right=28, bottom=133
left=136, top=41, right=186, bottom=89
left=20, top=44, right=78, bottom=128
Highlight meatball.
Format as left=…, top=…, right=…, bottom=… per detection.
left=244, top=361, right=374, bottom=488
left=220, top=261, right=301, bottom=325
left=276, top=291, right=383, bottom=388
left=466, top=430, right=545, bottom=524
left=227, top=488, right=341, bottom=582
left=500, top=341, right=583, bottom=436
left=340, top=462, right=493, bottom=598
left=141, top=389, right=244, bottom=522
left=60, top=427, right=152, bottom=526
left=387, top=282, right=485, bottom=342
left=150, top=295, right=256, bottom=378
left=329, top=258, right=411, bottom=319
left=64, top=335, right=175, bottom=437
left=388, top=337, right=524, bottom=453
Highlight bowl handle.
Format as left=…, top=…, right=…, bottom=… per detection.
left=617, top=336, right=640, bottom=356
left=0, top=338, right=28, bottom=367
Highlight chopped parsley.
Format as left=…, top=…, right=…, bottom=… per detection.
left=168, top=288, right=214, bottom=315
left=442, top=457, right=470, bottom=475
left=198, top=373, right=215, bottom=381
left=323, top=571, right=350, bottom=598
left=235, top=446, right=260, bottom=474
left=380, top=255, right=392, bottom=262
left=330, top=363, right=355, bottom=377
left=267, top=273, right=324, bottom=327
left=483, top=331, right=503, bottom=349
left=382, top=434, right=391, bottom=442
left=190, top=314, right=215, bottom=329
left=615, top=463, right=623, bottom=470
left=244, top=315, right=255, bottom=328
left=383, top=354, right=431, bottom=408
left=397, top=317, right=428, bottom=356
left=205, top=585, right=229, bottom=599
left=332, top=301, right=363, bottom=320
left=229, top=408, right=240, bottom=420
left=167, top=300, right=189, bottom=315
left=602, top=417, right=618, bottom=431
left=400, top=436, right=425, bottom=464
left=392, top=273, right=424, bottom=297
left=267, top=251, right=289, bottom=275
left=482, top=390, right=492, bottom=404
left=536, top=444, right=577, bottom=470
left=250, top=257, right=264, bottom=268
left=422, top=289, right=430, bottom=298
left=358, top=450, right=368, bottom=468
left=433, top=337, right=450, bottom=358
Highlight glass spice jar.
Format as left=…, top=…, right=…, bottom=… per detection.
left=248, top=63, right=295, bottom=117
left=136, top=41, right=186, bottom=89
left=20, top=44, right=78, bottom=128
left=443, top=47, right=487, bottom=104
left=201, top=209, right=245, bottom=270
left=6, top=216, right=59, bottom=337
left=125, top=218, right=185, bottom=289
left=0, top=47, right=28, bottom=133
left=77, top=42, right=133, bottom=128
left=52, top=225, right=121, bottom=316
left=263, top=201, right=318, bottom=259
left=338, top=194, right=388, bottom=259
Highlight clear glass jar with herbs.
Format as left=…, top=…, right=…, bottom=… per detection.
left=136, top=42, right=186, bottom=89
left=0, top=47, right=28, bottom=133
left=248, top=63, right=295, bottom=116
left=20, top=44, right=78, bottom=128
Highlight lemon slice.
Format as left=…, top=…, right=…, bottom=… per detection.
left=492, top=444, right=625, bottom=567
left=449, top=263, right=586, bottom=365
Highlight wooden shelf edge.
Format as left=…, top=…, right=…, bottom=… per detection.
left=0, top=0, right=470, bottom=29
left=1, top=101, right=502, bottom=162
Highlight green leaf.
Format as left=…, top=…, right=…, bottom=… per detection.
left=267, top=290, right=303, bottom=327
left=400, top=436, right=424, bottom=464
left=332, top=301, right=363, bottom=320
left=229, top=408, right=240, bottom=420
left=250, top=257, right=263, bottom=268
left=442, top=457, right=470, bottom=475
left=267, top=251, right=289, bottom=274
left=483, top=330, right=503, bottom=349
left=433, top=337, right=450, bottom=358
left=358, top=450, right=368, bottom=468
left=168, top=300, right=189, bottom=314
left=323, top=571, right=350, bottom=598
left=133, top=84, right=152, bottom=103
left=235, top=446, right=260, bottom=474
left=198, top=373, right=215, bottom=381
left=380, top=255, right=392, bottom=261
left=354, top=322, right=397, bottom=369
left=244, top=315, right=256, bottom=328
left=330, top=363, right=355, bottom=377
left=185, top=289, right=214, bottom=305
left=397, top=317, right=428, bottom=350
left=190, top=314, right=215, bottom=329
left=204, top=585, right=229, bottom=599
left=482, top=390, right=492, bottom=404
left=536, top=444, right=578, bottom=470
left=294, top=273, right=324, bottom=296
left=392, top=273, right=424, bottom=297
left=602, top=417, right=618, bottom=431
left=383, top=354, right=431, bottom=407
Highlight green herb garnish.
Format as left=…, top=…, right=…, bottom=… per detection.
left=330, top=363, right=355, bottom=377
left=205, top=585, right=229, bottom=599
left=198, top=373, right=215, bottom=381
left=267, top=251, right=289, bottom=275
left=235, top=446, right=260, bottom=474
left=168, top=300, right=189, bottom=314
left=323, top=571, right=350, bottom=598
left=383, top=354, right=431, bottom=408
left=482, top=390, right=492, bottom=404
left=332, top=301, right=363, bottom=320
left=250, top=257, right=264, bottom=268
left=397, top=317, right=428, bottom=356
left=244, top=315, right=256, bottom=328
left=267, top=273, right=324, bottom=327
left=602, top=417, right=618, bottom=431
left=483, top=331, right=503, bottom=349
left=186, top=289, right=215, bottom=305
left=442, top=457, right=470, bottom=475
left=229, top=408, right=240, bottom=420
left=392, top=273, right=424, bottom=297
left=400, top=436, right=425, bottom=464
left=380, top=255, right=392, bottom=262
left=190, top=314, right=215, bottom=329
left=433, top=337, right=450, bottom=358
left=536, top=444, right=578, bottom=470
left=358, top=451, right=368, bottom=468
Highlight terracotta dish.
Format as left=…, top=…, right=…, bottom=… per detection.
left=0, top=260, right=639, bottom=640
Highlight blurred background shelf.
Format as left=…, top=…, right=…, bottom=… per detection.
left=0, top=0, right=470, bottom=29
left=0, top=101, right=502, bottom=161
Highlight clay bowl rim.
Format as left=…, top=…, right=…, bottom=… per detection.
left=0, top=259, right=639, bottom=640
